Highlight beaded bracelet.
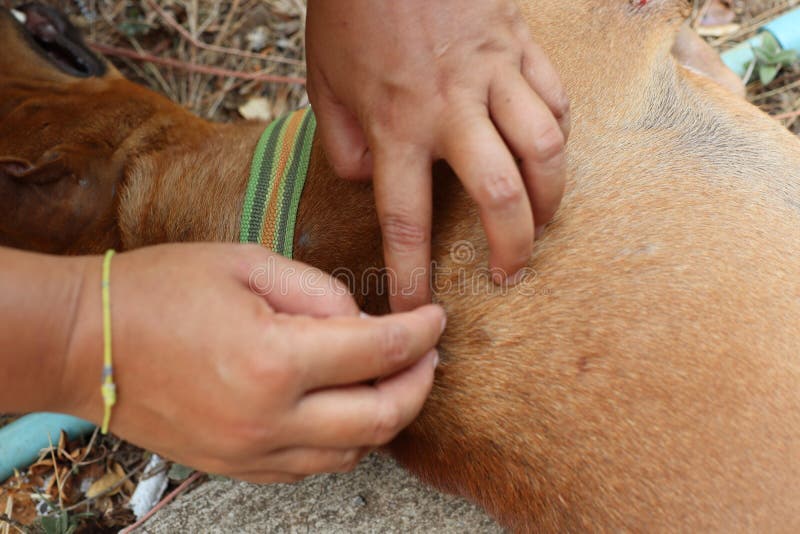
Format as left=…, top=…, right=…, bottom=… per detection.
left=100, top=250, right=117, bottom=434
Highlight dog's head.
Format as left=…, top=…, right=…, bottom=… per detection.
left=0, top=4, right=205, bottom=253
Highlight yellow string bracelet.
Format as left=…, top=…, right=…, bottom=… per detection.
left=100, top=250, right=117, bottom=434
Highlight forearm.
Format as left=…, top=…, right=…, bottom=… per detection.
left=0, top=246, right=88, bottom=413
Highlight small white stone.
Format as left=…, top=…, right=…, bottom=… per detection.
left=129, top=455, right=170, bottom=520
left=246, top=26, right=270, bottom=52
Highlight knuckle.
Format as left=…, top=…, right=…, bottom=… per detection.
left=364, top=102, right=404, bottom=141
left=368, top=85, right=423, bottom=135
left=480, top=174, right=525, bottom=212
left=371, top=402, right=403, bottom=444
left=245, top=340, right=297, bottom=394
left=377, top=323, right=411, bottom=362
left=531, top=124, right=566, bottom=162
left=381, top=214, right=428, bottom=252
left=371, top=104, right=399, bottom=133
left=551, top=90, right=571, bottom=122
left=221, top=420, right=281, bottom=457
left=522, top=64, right=571, bottom=124
left=248, top=349, right=290, bottom=385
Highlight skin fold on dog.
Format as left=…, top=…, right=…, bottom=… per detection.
left=1, top=0, right=799, bottom=531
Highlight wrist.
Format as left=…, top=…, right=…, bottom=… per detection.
left=56, top=254, right=104, bottom=423
left=0, top=249, right=95, bottom=414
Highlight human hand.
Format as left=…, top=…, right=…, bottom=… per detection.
left=306, top=0, right=570, bottom=311
left=62, top=244, right=445, bottom=483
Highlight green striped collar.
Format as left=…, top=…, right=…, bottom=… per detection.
left=239, top=108, right=317, bottom=258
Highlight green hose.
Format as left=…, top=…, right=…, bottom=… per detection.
left=721, top=7, right=800, bottom=76
left=0, top=413, right=95, bottom=482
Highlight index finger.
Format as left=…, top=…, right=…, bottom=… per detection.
left=372, top=143, right=433, bottom=312
left=283, top=304, right=445, bottom=391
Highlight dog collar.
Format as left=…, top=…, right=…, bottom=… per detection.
left=239, top=108, right=317, bottom=258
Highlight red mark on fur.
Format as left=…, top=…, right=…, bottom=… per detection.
left=636, top=0, right=648, bottom=6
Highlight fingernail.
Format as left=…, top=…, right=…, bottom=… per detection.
left=440, top=315, right=447, bottom=334
left=360, top=312, right=370, bottom=319
left=491, top=268, right=506, bottom=286
left=507, top=269, right=528, bottom=287
left=431, top=350, right=440, bottom=369
left=535, top=225, right=547, bottom=240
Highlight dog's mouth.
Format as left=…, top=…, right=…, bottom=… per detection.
left=11, top=3, right=105, bottom=78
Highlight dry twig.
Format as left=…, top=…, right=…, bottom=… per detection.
left=89, top=42, right=306, bottom=85
left=118, top=471, right=205, bottom=534
left=144, top=0, right=304, bottom=66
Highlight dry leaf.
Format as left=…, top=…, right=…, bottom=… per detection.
left=239, top=97, right=273, bottom=121
left=85, top=464, right=125, bottom=499
left=696, top=23, right=740, bottom=37
left=96, top=495, right=113, bottom=514
left=2, top=494, right=12, bottom=534
left=28, top=459, right=55, bottom=476
left=43, top=473, right=57, bottom=496
left=112, top=462, right=125, bottom=479
left=122, top=478, right=136, bottom=495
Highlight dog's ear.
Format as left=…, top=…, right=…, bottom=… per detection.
left=0, top=159, right=33, bottom=179
left=0, top=155, right=72, bottom=183
left=0, top=150, right=121, bottom=253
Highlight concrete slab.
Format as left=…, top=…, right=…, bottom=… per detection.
left=143, top=454, right=503, bottom=533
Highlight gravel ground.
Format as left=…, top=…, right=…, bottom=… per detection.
left=144, top=455, right=503, bottom=534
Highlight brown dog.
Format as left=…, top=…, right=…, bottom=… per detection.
left=2, top=1, right=800, bottom=531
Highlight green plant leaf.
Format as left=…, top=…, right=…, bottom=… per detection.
left=168, top=463, right=194, bottom=481
left=753, top=47, right=777, bottom=65
left=775, top=50, right=798, bottom=66
left=749, top=31, right=796, bottom=86
left=759, top=64, right=780, bottom=85
left=39, top=514, right=67, bottom=534
left=39, top=516, right=58, bottom=534
left=35, top=511, right=88, bottom=534
left=760, top=32, right=780, bottom=54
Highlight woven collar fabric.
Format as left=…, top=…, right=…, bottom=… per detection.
left=239, top=108, right=317, bottom=258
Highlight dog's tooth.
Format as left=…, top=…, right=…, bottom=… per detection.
left=10, top=9, right=27, bottom=24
